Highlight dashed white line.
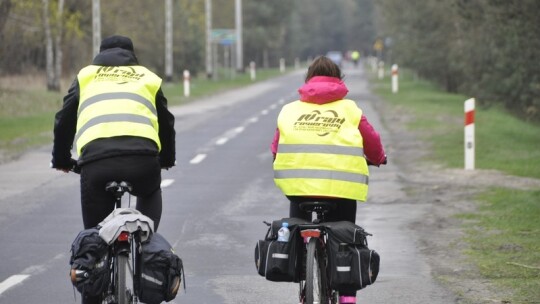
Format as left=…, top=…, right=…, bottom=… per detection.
left=216, top=137, right=228, bottom=145
left=0, top=275, right=30, bottom=295
left=160, top=179, right=175, bottom=188
left=187, top=100, right=284, bottom=164
left=189, top=154, right=207, bottom=164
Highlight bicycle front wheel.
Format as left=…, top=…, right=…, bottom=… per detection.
left=115, top=253, right=133, bottom=304
left=305, top=237, right=329, bottom=304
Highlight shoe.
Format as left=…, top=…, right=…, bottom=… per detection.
left=339, top=295, right=356, bottom=304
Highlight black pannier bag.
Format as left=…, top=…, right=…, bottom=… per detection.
left=69, top=228, right=110, bottom=297
left=254, top=217, right=309, bottom=282
left=139, top=232, right=184, bottom=304
left=324, top=221, right=380, bottom=291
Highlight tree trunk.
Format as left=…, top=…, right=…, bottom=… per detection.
left=53, top=0, right=64, bottom=90
left=0, top=0, right=11, bottom=35
left=43, top=0, right=58, bottom=91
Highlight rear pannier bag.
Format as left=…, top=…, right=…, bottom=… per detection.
left=324, top=221, right=380, bottom=291
left=69, top=228, right=110, bottom=297
left=139, top=233, right=184, bottom=304
left=254, top=217, right=309, bottom=282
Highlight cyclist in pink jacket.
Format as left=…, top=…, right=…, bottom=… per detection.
left=271, top=55, right=386, bottom=304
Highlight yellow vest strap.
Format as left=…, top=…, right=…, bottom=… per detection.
left=275, top=169, right=369, bottom=185
left=75, top=113, right=153, bottom=143
left=78, top=92, right=157, bottom=117
left=278, top=144, right=364, bottom=156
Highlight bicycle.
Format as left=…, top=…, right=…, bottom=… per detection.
left=104, top=181, right=148, bottom=304
left=297, top=200, right=338, bottom=304
left=71, top=180, right=152, bottom=304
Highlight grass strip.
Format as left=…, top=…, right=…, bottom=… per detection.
left=0, top=68, right=288, bottom=159
left=162, top=68, right=286, bottom=106
left=370, top=69, right=540, bottom=179
left=369, top=67, right=540, bottom=303
left=458, top=189, right=540, bottom=303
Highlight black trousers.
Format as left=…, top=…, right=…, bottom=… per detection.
left=288, top=196, right=358, bottom=298
left=79, top=155, right=162, bottom=230
left=79, top=155, right=162, bottom=304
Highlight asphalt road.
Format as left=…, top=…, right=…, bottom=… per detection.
left=0, top=65, right=457, bottom=303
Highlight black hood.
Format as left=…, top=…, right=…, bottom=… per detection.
left=92, top=48, right=139, bottom=66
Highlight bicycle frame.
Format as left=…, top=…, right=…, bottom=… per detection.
left=101, top=181, right=144, bottom=304
left=298, top=204, right=338, bottom=304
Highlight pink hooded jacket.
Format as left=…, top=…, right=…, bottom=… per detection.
left=271, top=76, right=386, bottom=165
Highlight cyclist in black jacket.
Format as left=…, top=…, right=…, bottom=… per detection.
left=51, top=35, right=175, bottom=237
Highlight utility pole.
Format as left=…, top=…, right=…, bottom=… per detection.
left=205, top=0, right=213, bottom=79
left=92, top=0, right=101, bottom=57
left=235, top=0, right=243, bottom=72
left=164, top=0, right=173, bottom=82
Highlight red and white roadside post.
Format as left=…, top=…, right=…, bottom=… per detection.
left=391, top=64, right=399, bottom=93
left=183, top=70, right=191, bottom=97
left=464, top=98, right=475, bottom=170
left=377, top=61, right=384, bottom=79
left=250, top=61, right=256, bottom=81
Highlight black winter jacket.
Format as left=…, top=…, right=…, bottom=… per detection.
left=51, top=48, right=176, bottom=168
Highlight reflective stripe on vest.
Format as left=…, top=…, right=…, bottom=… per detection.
left=277, top=144, right=364, bottom=156
left=274, top=169, right=369, bottom=185
left=75, top=114, right=154, bottom=141
left=273, top=99, right=369, bottom=201
left=78, top=92, right=157, bottom=117
left=75, top=65, right=161, bottom=155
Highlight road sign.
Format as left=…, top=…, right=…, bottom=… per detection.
left=211, top=29, right=236, bottom=45
left=373, top=39, right=384, bottom=51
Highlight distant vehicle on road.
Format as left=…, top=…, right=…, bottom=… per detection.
left=326, top=51, right=343, bottom=66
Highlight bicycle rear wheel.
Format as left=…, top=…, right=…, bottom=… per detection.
left=305, top=237, right=329, bottom=304
left=115, top=253, right=134, bottom=304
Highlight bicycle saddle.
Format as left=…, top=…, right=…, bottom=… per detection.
left=299, top=201, right=337, bottom=214
left=105, top=181, right=133, bottom=199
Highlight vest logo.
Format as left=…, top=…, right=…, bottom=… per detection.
left=294, top=110, right=345, bottom=136
left=94, top=66, right=145, bottom=83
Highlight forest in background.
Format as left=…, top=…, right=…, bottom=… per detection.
left=0, top=0, right=538, bottom=121
left=0, top=0, right=376, bottom=79
left=376, top=0, right=539, bottom=121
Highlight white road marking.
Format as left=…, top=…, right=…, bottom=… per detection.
left=189, top=154, right=207, bottom=164
left=234, top=126, right=245, bottom=133
left=0, top=254, right=65, bottom=296
left=160, top=179, right=175, bottom=188
left=216, top=137, right=228, bottom=145
left=261, top=109, right=269, bottom=115
left=0, top=275, right=30, bottom=295
left=248, top=116, right=258, bottom=123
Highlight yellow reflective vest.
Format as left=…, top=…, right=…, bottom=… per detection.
left=273, top=99, right=369, bottom=201
left=75, top=65, right=162, bottom=155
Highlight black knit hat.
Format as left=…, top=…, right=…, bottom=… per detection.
left=99, top=35, right=134, bottom=52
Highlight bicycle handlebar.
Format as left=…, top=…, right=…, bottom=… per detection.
left=367, top=155, right=388, bottom=167
left=70, top=159, right=82, bottom=174
left=64, top=158, right=173, bottom=174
